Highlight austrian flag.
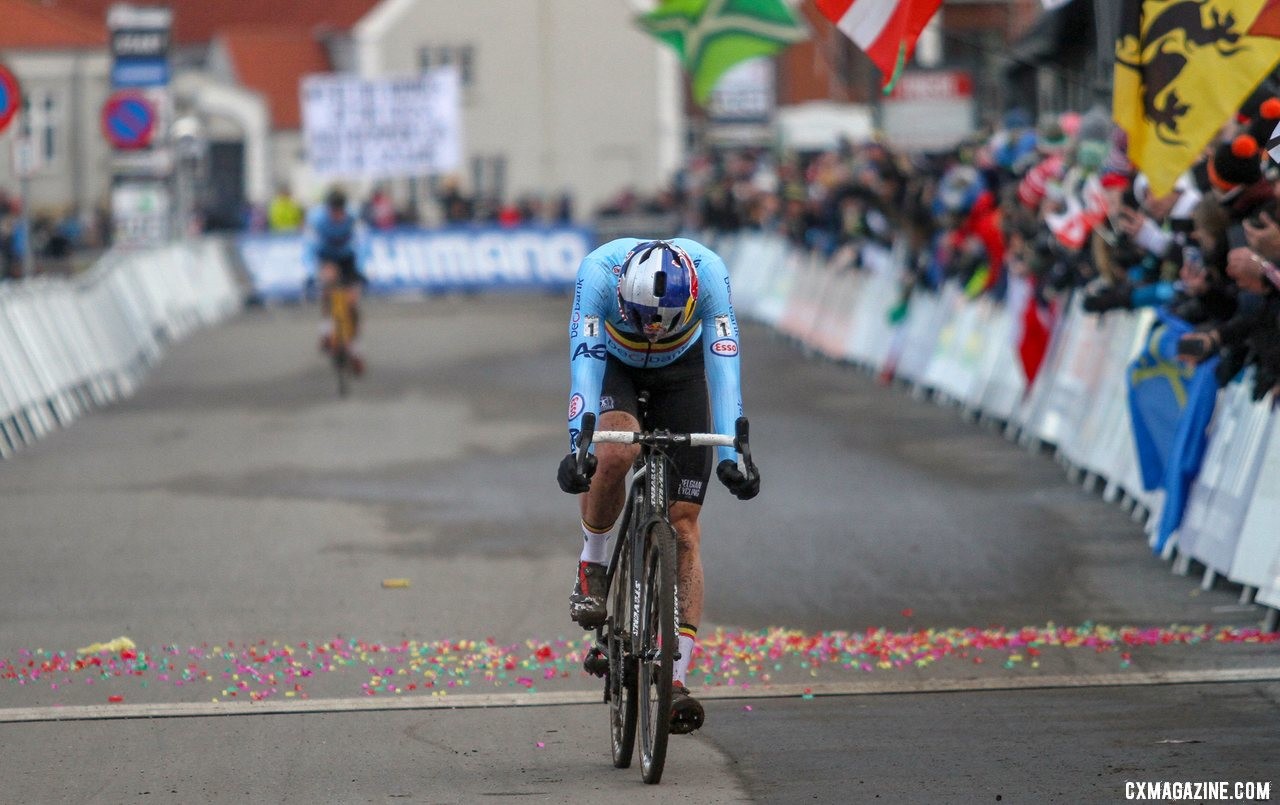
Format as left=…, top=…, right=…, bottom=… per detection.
left=814, top=0, right=942, bottom=90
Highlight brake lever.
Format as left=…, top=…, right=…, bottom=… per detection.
left=576, top=412, right=596, bottom=474
left=734, top=416, right=753, bottom=475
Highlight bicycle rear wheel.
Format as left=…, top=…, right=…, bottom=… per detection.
left=608, top=531, right=637, bottom=768
left=637, top=519, right=676, bottom=784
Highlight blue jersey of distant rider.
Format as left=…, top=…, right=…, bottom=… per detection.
left=303, top=203, right=370, bottom=278
left=567, top=237, right=743, bottom=465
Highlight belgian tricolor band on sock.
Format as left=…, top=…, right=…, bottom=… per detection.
left=679, top=623, right=698, bottom=640
left=581, top=519, right=611, bottom=536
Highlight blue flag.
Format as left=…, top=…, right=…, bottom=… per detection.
left=1126, top=308, right=1220, bottom=554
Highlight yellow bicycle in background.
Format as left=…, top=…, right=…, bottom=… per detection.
left=318, top=259, right=364, bottom=397
left=328, top=285, right=358, bottom=396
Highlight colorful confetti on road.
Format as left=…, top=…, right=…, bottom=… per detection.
left=2, top=623, right=1276, bottom=704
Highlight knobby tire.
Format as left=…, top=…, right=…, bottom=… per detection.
left=638, top=519, right=677, bottom=784
left=608, top=529, right=638, bottom=768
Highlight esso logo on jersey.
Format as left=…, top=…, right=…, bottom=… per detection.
left=567, top=393, right=584, bottom=421
left=710, top=338, right=738, bottom=357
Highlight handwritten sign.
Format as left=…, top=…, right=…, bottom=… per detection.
left=301, top=67, right=461, bottom=178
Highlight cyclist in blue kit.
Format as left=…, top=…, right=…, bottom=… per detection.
left=556, top=238, right=760, bottom=733
left=306, top=188, right=369, bottom=374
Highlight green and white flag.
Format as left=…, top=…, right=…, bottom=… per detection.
left=638, top=0, right=807, bottom=105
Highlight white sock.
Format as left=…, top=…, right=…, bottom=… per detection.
left=674, top=625, right=697, bottom=686
left=579, top=519, right=610, bottom=565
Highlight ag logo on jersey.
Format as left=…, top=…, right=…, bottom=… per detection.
left=710, top=338, right=738, bottom=357
left=573, top=342, right=608, bottom=361
left=567, top=393, right=584, bottom=421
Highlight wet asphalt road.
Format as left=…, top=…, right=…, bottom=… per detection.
left=1, top=294, right=1276, bottom=803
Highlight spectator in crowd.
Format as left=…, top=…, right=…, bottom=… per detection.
left=268, top=185, right=305, bottom=233
left=362, top=185, right=398, bottom=231
left=437, top=175, right=474, bottom=224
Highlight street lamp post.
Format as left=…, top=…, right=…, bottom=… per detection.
left=18, top=101, right=34, bottom=280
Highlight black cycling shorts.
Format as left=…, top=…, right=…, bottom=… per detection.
left=600, top=345, right=712, bottom=506
left=329, top=255, right=366, bottom=288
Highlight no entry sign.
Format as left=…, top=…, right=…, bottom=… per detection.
left=101, top=91, right=156, bottom=150
left=0, top=63, right=20, bottom=135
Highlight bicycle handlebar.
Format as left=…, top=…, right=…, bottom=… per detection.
left=592, top=431, right=736, bottom=448
left=575, top=411, right=753, bottom=476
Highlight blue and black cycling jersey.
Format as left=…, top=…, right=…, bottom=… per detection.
left=567, top=237, right=744, bottom=466
left=304, top=204, right=370, bottom=284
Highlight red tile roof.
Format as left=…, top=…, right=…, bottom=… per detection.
left=35, top=0, right=380, bottom=45
left=0, top=0, right=106, bottom=49
left=220, top=27, right=330, bottom=130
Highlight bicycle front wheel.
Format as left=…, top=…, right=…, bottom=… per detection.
left=333, top=349, right=351, bottom=397
left=608, top=532, right=637, bottom=768
left=637, top=520, right=677, bottom=784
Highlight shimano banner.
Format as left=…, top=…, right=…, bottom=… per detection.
left=238, top=226, right=595, bottom=301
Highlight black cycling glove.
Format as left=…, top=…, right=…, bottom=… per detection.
left=716, top=459, right=760, bottom=500
left=558, top=451, right=596, bottom=494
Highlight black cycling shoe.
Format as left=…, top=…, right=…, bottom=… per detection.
left=569, top=561, right=607, bottom=630
left=670, top=684, right=704, bottom=734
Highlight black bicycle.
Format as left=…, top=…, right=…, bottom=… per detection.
left=576, top=400, right=752, bottom=784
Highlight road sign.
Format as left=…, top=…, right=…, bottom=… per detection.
left=101, top=91, right=156, bottom=150
left=0, top=63, right=20, bottom=135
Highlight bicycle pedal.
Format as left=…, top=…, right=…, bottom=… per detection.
left=583, top=647, right=608, bottom=677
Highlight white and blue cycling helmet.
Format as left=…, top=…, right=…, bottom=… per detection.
left=617, top=240, right=699, bottom=341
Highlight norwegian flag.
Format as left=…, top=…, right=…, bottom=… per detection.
left=813, top=0, right=942, bottom=90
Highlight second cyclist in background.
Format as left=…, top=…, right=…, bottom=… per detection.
left=307, top=188, right=369, bottom=376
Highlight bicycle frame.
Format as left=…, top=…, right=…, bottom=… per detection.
left=327, top=285, right=356, bottom=396
left=575, top=407, right=745, bottom=784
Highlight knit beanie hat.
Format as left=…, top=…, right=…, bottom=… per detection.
left=1244, top=96, right=1280, bottom=150
left=1078, top=107, right=1113, bottom=145
left=1209, top=135, right=1262, bottom=191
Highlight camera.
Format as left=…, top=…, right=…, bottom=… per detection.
left=1176, top=334, right=1211, bottom=359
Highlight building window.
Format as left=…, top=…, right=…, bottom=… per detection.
left=24, top=89, right=61, bottom=164
left=418, top=44, right=475, bottom=87
left=470, top=155, right=505, bottom=202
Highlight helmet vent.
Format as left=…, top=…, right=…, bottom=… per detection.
left=652, top=271, right=667, bottom=298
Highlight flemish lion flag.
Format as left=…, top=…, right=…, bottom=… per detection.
left=814, top=0, right=943, bottom=92
left=1114, top=0, right=1280, bottom=197
left=638, top=0, right=807, bottom=106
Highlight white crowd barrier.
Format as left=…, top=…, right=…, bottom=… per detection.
left=713, top=232, right=1280, bottom=629
left=0, top=238, right=242, bottom=458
